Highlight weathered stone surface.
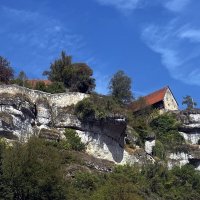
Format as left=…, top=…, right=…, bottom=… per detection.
left=0, top=84, right=150, bottom=165
left=145, top=139, right=156, bottom=155
left=176, top=109, right=200, bottom=144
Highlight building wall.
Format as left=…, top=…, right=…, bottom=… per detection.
left=163, top=88, right=178, bottom=111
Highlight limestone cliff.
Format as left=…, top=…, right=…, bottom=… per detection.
left=167, top=109, right=200, bottom=169
left=0, top=84, right=149, bottom=165
left=2, top=84, right=200, bottom=169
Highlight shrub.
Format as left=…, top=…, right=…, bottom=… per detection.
left=46, top=82, right=65, bottom=93
left=75, top=94, right=123, bottom=121
left=150, top=113, right=184, bottom=150
left=73, top=173, right=100, bottom=192
left=1, top=137, right=67, bottom=199
left=152, top=140, right=165, bottom=160
left=64, top=129, right=85, bottom=151
left=150, top=113, right=179, bottom=133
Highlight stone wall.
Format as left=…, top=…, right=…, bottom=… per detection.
left=0, top=84, right=88, bottom=107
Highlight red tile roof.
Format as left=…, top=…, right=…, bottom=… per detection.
left=144, top=86, right=168, bottom=106
left=27, top=80, right=52, bottom=88
left=130, top=86, right=169, bottom=112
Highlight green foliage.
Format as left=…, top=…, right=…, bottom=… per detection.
left=152, top=140, right=165, bottom=160
left=0, top=137, right=200, bottom=199
left=63, top=63, right=96, bottom=93
left=182, top=95, right=197, bottom=110
left=91, top=165, right=144, bottom=200
left=43, top=51, right=95, bottom=93
left=64, top=129, right=85, bottom=151
left=150, top=113, right=179, bottom=133
left=75, top=94, right=123, bottom=121
left=32, top=81, right=66, bottom=94
left=46, top=82, right=65, bottom=93
left=109, top=70, right=133, bottom=105
left=150, top=113, right=184, bottom=150
left=1, top=137, right=67, bottom=199
left=73, top=172, right=100, bottom=192
left=0, top=56, right=14, bottom=84
left=127, top=108, right=159, bottom=146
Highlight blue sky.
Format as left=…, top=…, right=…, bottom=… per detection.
left=0, top=0, right=199, bottom=107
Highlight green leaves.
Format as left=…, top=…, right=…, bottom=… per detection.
left=150, top=113, right=184, bottom=151
left=64, top=129, right=85, bottom=151
left=109, top=70, right=133, bottom=105
left=1, top=137, right=66, bottom=199
left=0, top=56, right=14, bottom=84
left=43, top=51, right=96, bottom=93
left=75, top=95, right=124, bottom=121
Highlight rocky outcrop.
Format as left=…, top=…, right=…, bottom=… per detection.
left=167, top=110, right=200, bottom=170
left=0, top=84, right=150, bottom=165
left=178, top=109, right=200, bottom=144
left=167, top=144, right=200, bottom=170
left=0, top=93, right=36, bottom=141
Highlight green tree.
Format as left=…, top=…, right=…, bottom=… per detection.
left=43, top=51, right=95, bottom=93
left=63, top=63, right=95, bottom=93
left=0, top=56, right=14, bottom=84
left=109, top=70, right=133, bottom=105
left=43, top=51, right=71, bottom=83
left=182, top=95, right=197, bottom=110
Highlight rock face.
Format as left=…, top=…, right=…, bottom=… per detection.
left=0, top=84, right=150, bottom=165
left=167, top=109, right=200, bottom=170
left=178, top=109, right=200, bottom=144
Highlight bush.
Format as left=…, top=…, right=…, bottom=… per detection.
left=152, top=140, right=165, bottom=160
left=150, top=113, right=179, bottom=133
left=63, top=129, right=85, bottom=151
left=1, top=137, right=67, bottom=199
left=127, top=108, right=159, bottom=146
left=73, top=173, right=100, bottom=192
left=150, top=113, right=184, bottom=150
left=46, top=82, right=65, bottom=93
left=75, top=94, right=123, bottom=121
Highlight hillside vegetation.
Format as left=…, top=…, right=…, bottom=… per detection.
left=1, top=135, right=200, bottom=200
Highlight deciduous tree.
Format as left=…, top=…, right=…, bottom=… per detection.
left=109, top=70, right=133, bottom=104
left=182, top=95, right=197, bottom=110
left=43, top=51, right=95, bottom=93
left=0, top=56, right=14, bottom=84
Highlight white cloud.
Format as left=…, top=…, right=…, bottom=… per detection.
left=141, top=0, right=200, bottom=87
left=164, top=0, right=191, bottom=12
left=94, top=0, right=143, bottom=13
left=142, top=22, right=200, bottom=86
left=179, top=29, right=200, bottom=42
